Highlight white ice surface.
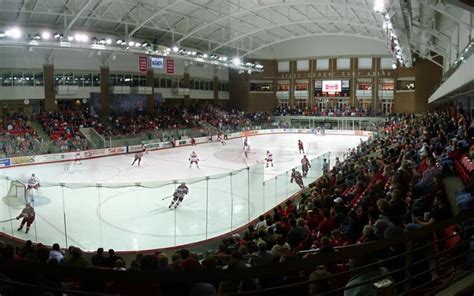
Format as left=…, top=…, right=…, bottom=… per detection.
left=0, top=133, right=365, bottom=251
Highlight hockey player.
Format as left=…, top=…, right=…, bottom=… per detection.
left=290, top=168, right=304, bottom=189
left=26, top=173, right=40, bottom=195
left=217, top=132, right=226, bottom=145
left=298, top=140, right=304, bottom=154
left=74, top=149, right=81, bottom=164
left=301, top=155, right=311, bottom=177
left=243, top=137, right=249, bottom=150
left=131, top=151, right=143, bottom=166
left=190, top=138, right=196, bottom=146
left=244, top=145, right=252, bottom=158
left=169, top=183, right=189, bottom=209
left=189, top=151, right=199, bottom=168
left=16, top=203, right=35, bottom=233
left=265, top=150, right=274, bottom=167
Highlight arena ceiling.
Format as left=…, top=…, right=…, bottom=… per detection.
left=0, top=0, right=472, bottom=67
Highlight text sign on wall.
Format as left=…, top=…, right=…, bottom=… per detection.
left=166, top=59, right=175, bottom=74
left=138, top=56, right=148, bottom=72
left=151, top=57, right=164, bottom=69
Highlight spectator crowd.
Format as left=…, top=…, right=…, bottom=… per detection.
left=0, top=107, right=472, bottom=295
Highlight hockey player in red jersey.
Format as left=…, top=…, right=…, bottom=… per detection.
left=16, top=203, right=35, bottom=233
left=298, top=140, right=304, bottom=154
left=301, top=155, right=311, bottom=177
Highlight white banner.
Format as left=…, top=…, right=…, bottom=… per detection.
left=151, top=57, right=164, bottom=69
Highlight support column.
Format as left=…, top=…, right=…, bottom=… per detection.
left=43, top=64, right=57, bottom=112
left=289, top=61, right=295, bottom=107
left=100, top=66, right=110, bottom=117
left=213, top=75, right=219, bottom=104
left=373, top=58, right=380, bottom=111
left=146, top=69, right=156, bottom=115
left=183, top=72, right=190, bottom=106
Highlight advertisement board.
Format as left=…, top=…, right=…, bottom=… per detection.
left=11, top=156, right=35, bottom=165
left=0, top=158, right=11, bottom=167
left=151, top=57, right=164, bottom=69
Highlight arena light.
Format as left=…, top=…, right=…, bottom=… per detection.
left=74, top=33, right=88, bottom=42
left=391, top=62, right=397, bottom=69
left=105, top=38, right=112, bottom=45
left=232, top=57, right=241, bottom=65
left=33, top=33, right=41, bottom=40
left=116, top=39, right=124, bottom=45
left=374, top=0, right=385, bottom=12
left=42, top=31, right=51, bottom=40
left=53, top=32, right=62, bottom=39
left=5, top=27, right=21, bottom=39
left=202, top=53, right=208, bottom=58
left=222, top=56, right=228, bottom=62
left=172, top=46, right=179, bottom=52
left=128, top=41, right=135, bottom=47
left=67, top=35, right=74, bottom=41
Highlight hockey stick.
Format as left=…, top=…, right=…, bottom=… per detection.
left=0, top=218, right=16, bottom=223
left=306, top=143, right=311, bottom=155
left=161, top=195, right=174, bottom=201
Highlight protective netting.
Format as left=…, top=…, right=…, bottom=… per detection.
left=0, top=153, right=329, bottom=251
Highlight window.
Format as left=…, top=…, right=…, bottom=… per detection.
left=64, top=73, right=74, bottom=85
left=13, top=72, right=24, bottom=86
left=166, top=78, right=172, bottom=88
left=154, top=77, right=160, bottom=87
left=93, top=73, right=100, bottom=86
left=23, top=72, right=34, bottom=86
left=83, top=73, right=92, bottom=87
left=1, top=71, right=12, bottom=86
left=189, top=79, right=194, bottom=89
left=33, top=72, right=43, bottom=86
left=160, top=77, right=166, bottom=88
left=73, top=73, right=82, bottom=86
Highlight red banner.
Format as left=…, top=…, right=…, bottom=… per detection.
left=138, top=56, right=148, bottom=72
left=166, top=59, right=175, bottom=74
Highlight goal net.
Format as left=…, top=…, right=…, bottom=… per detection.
left=2, top=180, right=26, bottom=207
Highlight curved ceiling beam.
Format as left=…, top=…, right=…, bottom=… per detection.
left=240, top=33, right=386, bottom=58
left=212, top=20, right=382, bottom=52
left=128, top=0, right=183, bottom=37
left=175, top=1, right=377, bottom=44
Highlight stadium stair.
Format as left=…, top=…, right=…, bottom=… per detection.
left=198, top=120, right=220, bottom=133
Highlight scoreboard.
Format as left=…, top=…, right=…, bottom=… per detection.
left=315, top=80, right=350, bottom=97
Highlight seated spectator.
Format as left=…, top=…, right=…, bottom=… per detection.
left=48, top=243, right=64, bottom=263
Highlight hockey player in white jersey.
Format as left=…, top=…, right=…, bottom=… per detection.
left=265, top=150, right=274, bottom=167
left=74, top=149, right=81, bottom=164
left=26, top=173, right=40, bottom=192
left=169, top=183, right=189, bottom=209
left=189, top=151, right=199, bottom=168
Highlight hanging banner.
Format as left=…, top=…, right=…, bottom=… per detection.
left=166, top=59, right=175, bottom=74
left=139, top=56, right=148, bottom=72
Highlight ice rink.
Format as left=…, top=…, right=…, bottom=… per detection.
left=0, top=133, right=366, bottom=251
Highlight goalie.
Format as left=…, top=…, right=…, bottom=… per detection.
left=26, top=173, right=40, bottom=196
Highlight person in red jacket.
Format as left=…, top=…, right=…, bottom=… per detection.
left=16, top=203, right=35, bottom=233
